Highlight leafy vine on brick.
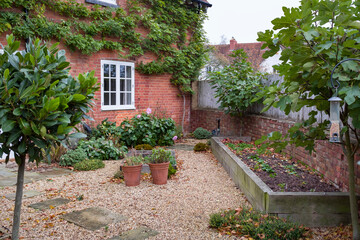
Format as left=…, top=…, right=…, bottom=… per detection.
left=0, top=0, right=208, bottom=93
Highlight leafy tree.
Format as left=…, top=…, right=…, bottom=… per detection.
left=209, top=49, right=263, bottom=116
left=0, top=35, right=98, bottom=239
left=255, top=0, right=360, bottom=238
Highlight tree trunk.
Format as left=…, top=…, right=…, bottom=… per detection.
left=11, top=156, right=26, bottom=240
left=344, top=131, right=360, bottom=240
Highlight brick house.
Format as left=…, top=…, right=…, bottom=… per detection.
left=0, top=0, right=212, bottom=133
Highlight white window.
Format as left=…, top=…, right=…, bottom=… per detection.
left=101, top=60, right=135, bottom=110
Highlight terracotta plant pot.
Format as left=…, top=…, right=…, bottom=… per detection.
left=149, top=162, right=170, bottom=185
left=122, top=164, right=142, bottom=187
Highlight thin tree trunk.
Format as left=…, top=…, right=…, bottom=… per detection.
left=344, top=130, right=360, bottom=240
left=11, top=156, right=25, bottom=240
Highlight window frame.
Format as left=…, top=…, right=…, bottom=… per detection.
left=100, top=60, right=135, bottom=111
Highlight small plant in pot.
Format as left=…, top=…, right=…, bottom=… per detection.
left=146, top=148, right=174, bottom=185
left=122, top=155, right=144, bottom=187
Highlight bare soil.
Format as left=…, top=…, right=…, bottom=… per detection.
left=222, top=139, right=340, bottom=192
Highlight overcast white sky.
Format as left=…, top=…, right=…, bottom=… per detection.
left=204, top=0, right=301, bottom=44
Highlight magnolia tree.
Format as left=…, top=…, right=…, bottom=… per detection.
left=255, top=1, right=360, bottom=238
left=0, top=35, right=98, bottom=239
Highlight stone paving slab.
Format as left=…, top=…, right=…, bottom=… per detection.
left=167, top=144, right=195, bottom=151
left=0, top=164, right=72, bottom=187
left=5, top=190, right=42, bottom=200
left=61, top=207, right=128, bottom=231
left=28, top=198, right=70, bottom=210
left=108, top=227, right=159, bottom=240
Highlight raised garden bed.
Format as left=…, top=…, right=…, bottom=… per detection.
left=211, top=137, right=355, bottom=227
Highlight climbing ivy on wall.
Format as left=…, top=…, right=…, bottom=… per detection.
left=0, top=0, right=208, bottom=93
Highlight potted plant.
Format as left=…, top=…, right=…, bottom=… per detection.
left=122, top=155, right=144, bottom=187
left=146, top=148, right=174, bottom=185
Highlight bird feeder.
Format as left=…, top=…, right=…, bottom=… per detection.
left=328, top=96, right=341, bottom=143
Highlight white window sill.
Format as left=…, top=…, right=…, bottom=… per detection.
left=101, top=106, right=136, bottom=111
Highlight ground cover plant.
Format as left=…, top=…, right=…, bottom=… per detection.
left=222, top=139, right=339, bottom=192
left=209, top=206, right=309, bottom=239
left=73, top=159, right=105, bottom=171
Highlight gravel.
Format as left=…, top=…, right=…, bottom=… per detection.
left=0, top=144, right=249, bottom=239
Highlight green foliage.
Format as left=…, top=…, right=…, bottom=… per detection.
left=0, top=0, right=208, bottom=93
left=123, top=155, right=144, bottom=166
left=77, top=137, right=126, bottom=160
left=193, top=142, right=209, bottom=152
left=146, top=148, right=174, bottom=164
left=255, top=0, right=360, bottom=152
left=59, top=148, right=87, bottom=167
left=113, top=170, right=124, bottom=179
left=209, top=207, right=308, bottom=239
left=73, top=159, right=105, bottom=171
left=91, top=118, right=122, bottom=145
left=193, top=127, right=212, bottom=139
left=0, top=35, right=98, bottom=164
left=134, top=144, right=153, bottom=150
left=168, top=163, right=176, bottom=178
left=119, top=111, right=176, bottom=147
left=209, top=49, right=264, bottom=116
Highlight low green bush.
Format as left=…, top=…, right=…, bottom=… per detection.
left=59, top=148, right=87, bottom=166
left=209, top=207, right=308, bottom=240
left=135, top=144, right=153, bottom=150
left=119, top=110, right=176, bottom=147
left=168, top=164, right=176, bottom=178
left=90, top=118, right=121, bottom=144
left=77, top=137, right=127, bottom=160
left=193, top=127, right=212, bottom=139
left=193, top=143, right=209, bottom=152
left=73, top=159, right=105, bottom=171
left=113, top=170, right=124, bottom=179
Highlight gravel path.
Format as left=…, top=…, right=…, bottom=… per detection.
left=0, top=146, right=249, bottom=239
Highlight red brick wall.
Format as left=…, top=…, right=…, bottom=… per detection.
left=0, top=1, right=192, bottom=132
left=189, top=109, right=360, bottom=192
left=191, top=109, right=242, bottom=136
left=242, top=115, right=360, bottom=193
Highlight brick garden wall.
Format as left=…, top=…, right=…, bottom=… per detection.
left=191, top=108, right=242, bottom=136
left=190, top=108, right=360, bottom=193
left=242, top=115, right=360, bottom=193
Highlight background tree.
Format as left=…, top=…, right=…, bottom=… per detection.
left=255, top=0, right=360, bottom=238
left=209, top=49, right=263, bottom=116
left=0, top=35, right=98, bottom=240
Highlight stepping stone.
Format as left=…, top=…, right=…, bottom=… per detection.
left=42, top=168, right=72, bottom=178
left=167, top=145, right=194, bottom=151
left=61, top=207, right=128, bottom=231
left=29, top=198, right=70, bottom=210
left=5, top=190, right=42, bottom=200
left=108, top=227, right=159, bottom=240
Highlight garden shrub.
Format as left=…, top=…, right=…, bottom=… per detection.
left=59, top=148, right=87, bottom=166
left=77, top=137, right=127, bottom=160
left=135, top=144, right=153, bottom=150
left=193, top=127, right=212, bottom=139
left=209, top=207, right=308, bottom=239
left=193, top=143, right=209, bottom=152
left=73, top=159, right=105, bottom=171
left=90, top=118, right=121, bottom=144
left=119, top=111, right=176, bottom=147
